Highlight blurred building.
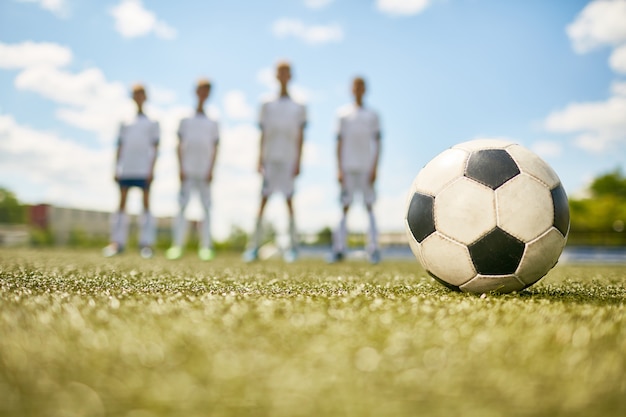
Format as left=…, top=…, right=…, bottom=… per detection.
left=0, top=224, right=29, bottom=246
left=28, top=204, right=171, bottom=245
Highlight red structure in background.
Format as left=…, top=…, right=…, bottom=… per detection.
left=28, top=204, right=50, bottom=229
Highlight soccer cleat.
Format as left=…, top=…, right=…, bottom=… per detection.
left=165, top=246, right=183, bottom=260
left=102, top=243, right=122, bottom=258
left=140, top=246, right=154, bottom=259
left=283, top=248, right=298, bottom=263
left=198, top=247, right=215, bottom=261
left=369, top=250, right=381, bottom=265
left=242, top=248, right=259, bottom=263
left=327, top=251, right=344, bottom=264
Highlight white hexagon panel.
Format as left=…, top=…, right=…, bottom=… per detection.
left=506, top=144, right=560, bottom=189
left=435, top=177, right=496, bottom=245
left=460, top=274, right=526, bottom=294
left=419, top=232, right=477, bottom=288
left=411, top=148, right=469, bottom=196
left=516, top=228, right=567, bottom=286
left=497, top=174, right=554, bottom=242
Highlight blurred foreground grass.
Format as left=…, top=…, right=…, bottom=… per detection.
left=0, top=248, right=625, bottom=417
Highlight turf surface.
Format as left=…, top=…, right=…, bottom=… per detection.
left=1, top=248, right=625, bottom=417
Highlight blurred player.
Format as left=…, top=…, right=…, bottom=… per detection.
left=166, top=78, right=219, bottom=261
left=243, top=60, right=307, bottom=263
left=103, top=83, right=160, bottom=258
left=329, top=76, right=382, bottom=264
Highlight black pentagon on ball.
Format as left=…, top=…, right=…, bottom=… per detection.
left=551, top=184, right=570, bottom=237
left=468, top=227, right=525, bottom=275
left=406, top=192, right=435, bottom=243
left=465, top=149, right=520, bottom=189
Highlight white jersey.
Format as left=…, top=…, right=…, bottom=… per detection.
left=337, top=103, right=380, bottom=172
left=259, top=95, right=307, bottom=164
left=116, top=114, right=160, bottom=179
left=177, top=113, right=220, bottom=178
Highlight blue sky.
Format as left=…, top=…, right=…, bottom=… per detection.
left=1, top=0, right=625, bottom=239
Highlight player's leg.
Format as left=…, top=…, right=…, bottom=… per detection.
left=281, top=164, right=298, bottom=262
left=254, top=196, right=269, bottom=248
left=329, top=204, right=349, bottom=263
left=284, top=195, right=298, bottom=262
left=139, top=182, right=156, bottom=258
left=104, top=185, right=130, bottom=257
left=167, top=179, right=192, bottom=260
left=364, top=177, right=380, bottom=264
left=197, top=179, right=215, bottom=261
left=243, top=195, right=268, bottom=262
left=329, top=174, right=354, bottom=262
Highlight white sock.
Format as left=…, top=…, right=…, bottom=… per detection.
left=333, top=214, right=347, bottom=253
left=140, top=212, right=156, bottom=247
left=173, top=210, right=187, bottom=248
left=111, top=211, right=129, bottom=247
left=200, top=208, right=212, bottom=249
left=289, top=216, right=298, bottom=250
left=367, top=209, right=378, bottom=254
left=252, top=218, right=263, bottom=250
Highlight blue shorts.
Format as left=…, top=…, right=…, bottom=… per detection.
left=118, top=178, right=150, bottom=189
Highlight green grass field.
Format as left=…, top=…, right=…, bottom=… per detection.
left=1, top=248, right=625, bottom=417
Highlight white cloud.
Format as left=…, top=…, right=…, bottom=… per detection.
left=0, top=114, right=117, bottom=211
left=544, top=96, right=626, bottom=152
left=17, top=0, right=69, bottom=18
left=272, top=18, right=343, bottom=45
left=304, top=0, right=334, bottom=9
left=0, top=41, right=72, bottom=69
left=223, top=90, right=255, bottom=120
left=566, top=0, right=626, bottom=53
left=611, top=80, right=626, bottom=96
left=376, top=0, right=431, bottom=16
left=109, top=0, right=177, bottom=40
left=531, top=141, right=563, bottom=158
left=14, top=65, right=134, bottom=141
left=149, top=85, right=178, bottom=105
left=542, top=1, right=626, bottom=154
left=609, top=43, right=626, bottom=73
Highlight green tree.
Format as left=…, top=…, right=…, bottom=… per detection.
left=568, top=168, right=626, bottom=245
left=0, top=188, right=26, bottom=224
left=589, top=169, right=626, bottom=198
left=315, top=227, right=333, bottom=246
left=216, top=225, right=248, bottom=252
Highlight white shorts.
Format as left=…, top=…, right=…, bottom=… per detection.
left=341, top=171, right=376, bottom=206
left=179, top=177, right=211, bottom=210
left=262, top=162, right=295, bottom=198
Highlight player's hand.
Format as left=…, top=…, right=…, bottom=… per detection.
left=257, top=161, right=264, bottom=174
left=147, top=173, right=154, bottom=184
left=293, top=165, right=300, bottom=177
left=369, top=170, right=377, bottom=184
left=179, top=171, right=185, bottom=182
left=338, top=171, right=344, bottom=185
left=114, top=175, right=119, bottom=182
left=206, top=172, right=213, bottom=183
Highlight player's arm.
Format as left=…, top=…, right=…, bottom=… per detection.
left=294, top=105, right=306, bottom=177
left=257, top=104, right=266, bottom=175
left=294, top=124, right=304, bottom=177
left=370, top=131, right=381, bottom=184
left=114, top=126, right=123, bottom=182
left=177, top=133, right=184, bottom=182
left=336, top=134, right=343, bottom=184
left=207, top=130, right=219, bottom=183
left=148, top=124, right=160, bottom=184
left=257, top=129, right=265, bottom=174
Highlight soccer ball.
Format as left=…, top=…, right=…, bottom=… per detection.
left=405, top=139, right=570, bottom=294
